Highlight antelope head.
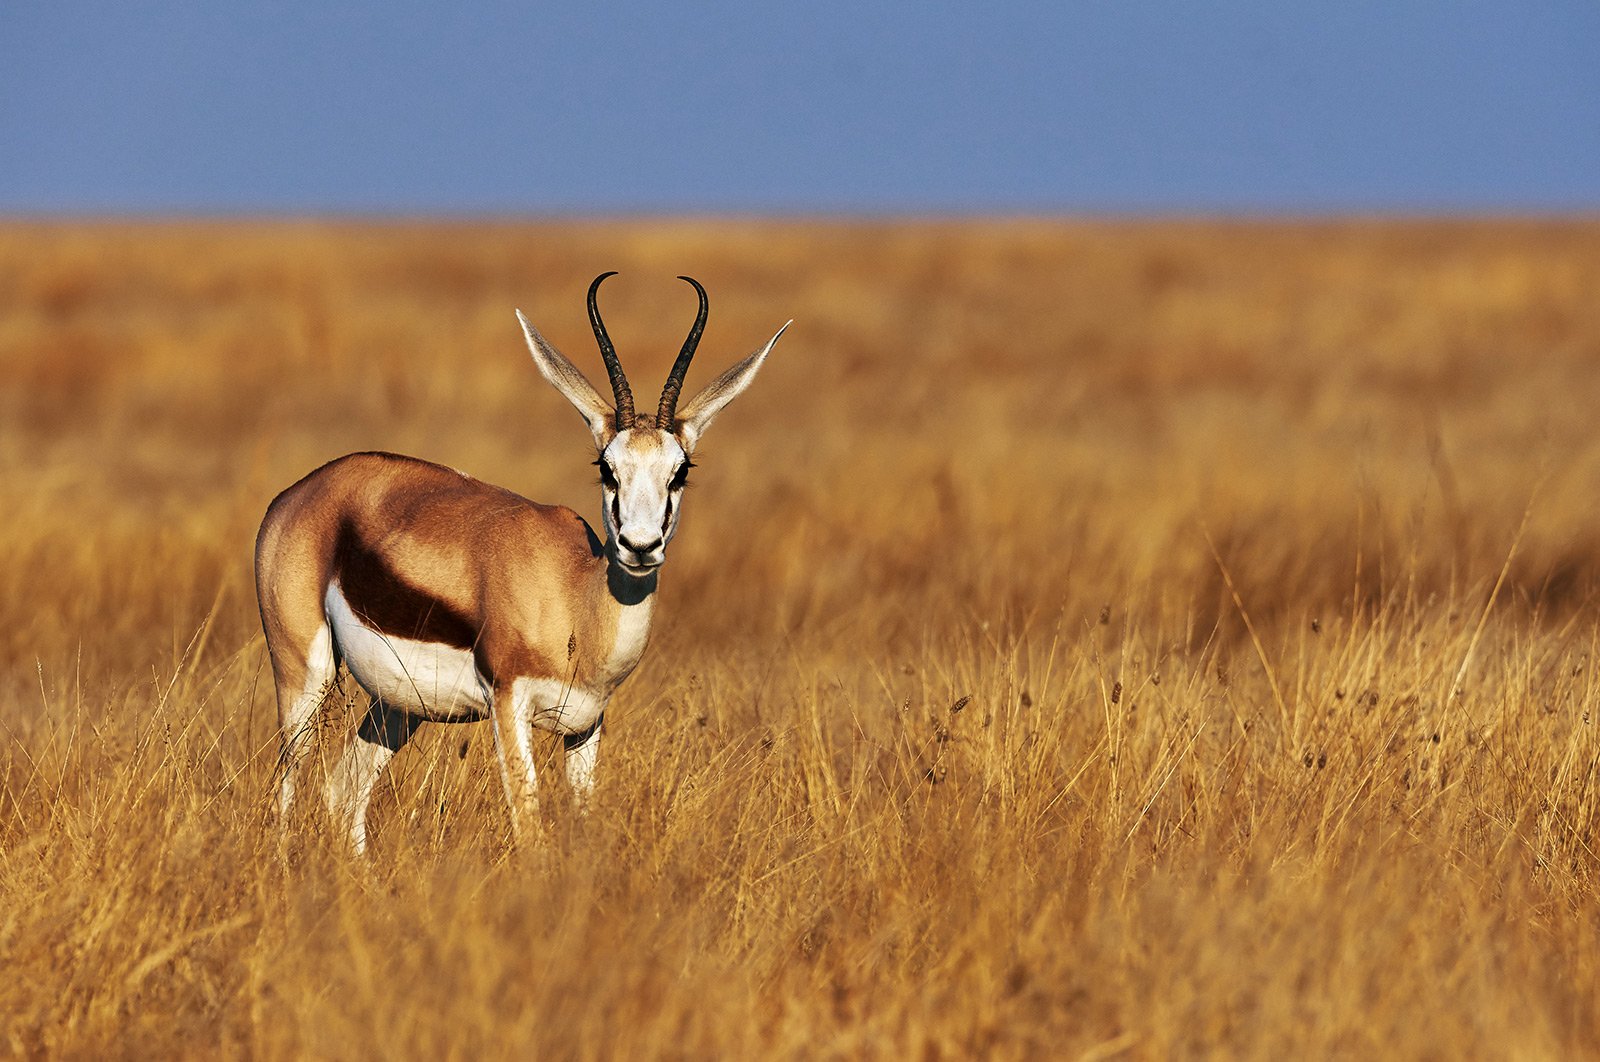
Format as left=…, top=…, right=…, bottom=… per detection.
left=517, top=273, right=788, bottom=577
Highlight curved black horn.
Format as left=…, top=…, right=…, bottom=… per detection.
left=657, top=275, right=708, bottom=428
left=587, top=271, right=634, bottom=429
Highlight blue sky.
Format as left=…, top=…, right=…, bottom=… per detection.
left=3, top=2, right=1597, bottom=214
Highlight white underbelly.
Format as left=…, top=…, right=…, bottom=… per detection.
left=325, top=583, right=490, bottom=721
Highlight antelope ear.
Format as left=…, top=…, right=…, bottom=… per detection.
left=674, top=322, right=790, bottom=452
left=517, top=310, right=616, bottom=446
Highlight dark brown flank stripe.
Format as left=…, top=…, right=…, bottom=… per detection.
left=332, top=520, right=480, bottom=652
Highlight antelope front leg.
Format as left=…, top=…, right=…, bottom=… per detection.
left=490, top=682, right=541, bottom=842
left=563, top=713, right=604, bottom=811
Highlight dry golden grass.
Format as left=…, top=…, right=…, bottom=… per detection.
left=4, top=218, right=1600, bottom=1058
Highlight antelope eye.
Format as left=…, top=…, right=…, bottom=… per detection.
left=669, top=462, right=691, bottom=491
left=596, top=460, right=618, bottom=490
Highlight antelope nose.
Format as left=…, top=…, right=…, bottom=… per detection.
left=619, top=533, right=662, bottom=555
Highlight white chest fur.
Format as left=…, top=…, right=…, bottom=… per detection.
left=599, top=594, right=654, bottom=687
left=505, top=594, right=653, bottom=737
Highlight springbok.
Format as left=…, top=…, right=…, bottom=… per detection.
left=254, top=273, right=788, bottom=851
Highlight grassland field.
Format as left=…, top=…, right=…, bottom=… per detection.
left=3, top=219, right=1600, bottom=1058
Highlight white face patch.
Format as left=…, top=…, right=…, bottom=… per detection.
left=324, top=582, right=491, bottom=722
left=598, top=428, right=691, bottom=572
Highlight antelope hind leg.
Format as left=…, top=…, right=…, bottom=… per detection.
left=325, top=700, right=418, bottom=854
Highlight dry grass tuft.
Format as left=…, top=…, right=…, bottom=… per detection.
left=4, top=219, right=1600, bottom=1057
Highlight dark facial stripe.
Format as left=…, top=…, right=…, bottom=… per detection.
left=333, top=521, right=479, bottom=651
